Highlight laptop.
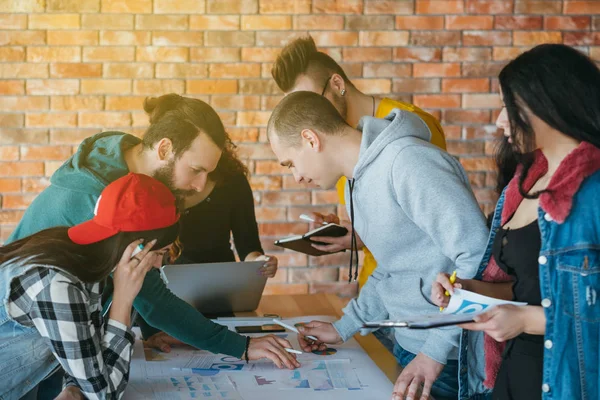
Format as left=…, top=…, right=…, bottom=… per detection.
left=162, top=261, right=267, bottom=316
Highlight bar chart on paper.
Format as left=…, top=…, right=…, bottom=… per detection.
left=124, top=316, right=393, bottom=400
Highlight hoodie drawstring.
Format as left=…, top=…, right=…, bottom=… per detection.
left=347, top=179, right=359, bottom=283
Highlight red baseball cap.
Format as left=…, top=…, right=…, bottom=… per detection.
left=68, top=173, right=180, bottom=245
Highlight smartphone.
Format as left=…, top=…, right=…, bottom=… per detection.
left=235, top=324, right=286, bottom=334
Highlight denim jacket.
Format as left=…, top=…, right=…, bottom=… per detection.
left=458, top=142, right=600, bottom=400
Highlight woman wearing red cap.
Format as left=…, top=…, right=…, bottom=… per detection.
left=0, top=173, right=181, bottom=399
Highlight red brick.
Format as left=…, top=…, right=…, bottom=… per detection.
left=313, top=0, right=363, bottom=14
left=463, top=94, right=502, bottom=109
left=26, top=113, right=77, bottom=128
left=228, top=127, right=259, bottom=143
left=47, top=30, right=98, bottom=46
left=209, top=64, right=260, bottom=79
left=50, top=63, right=102, bottom=78
left=358, top=31, right=408, bottom=47
left=254, top=206, right=287, bottom=222
left=364, top=0, right=413, bottom=14
left=447, top=141, right=486, bottom=156
left=0, top=96, right=48, bottom=111
left=563, top=1, right=600, bottom=14
left=442, top=79, right=490, bottom=93
left=262, top=191, right=311, bottom=206
left=135, top=15, right=188, bottom=30
left=394, top=47, right=442, bottom=62
left=83, top=46, right=135, bottom=62
left=342, top=48, right=391, bottom=62
left=133, top=80, right=184, bottom=95
left=464, top=125, right=500, bottom=140
left=346, top=15, right=394, bottom=30
left=20, top=145, right=72, bottom=161
left=493, top=47, right=528, bottom=61
left=190, top=48, right=240, bottom=63
left=237, top=111, right=271, bottom=126
left=0, top=14, right=27, bottom=29
left=100, top=31, right=151, bottom=46
left=311, top=32, right=359, bottom=47
left=190, top=15, right=240, bottom=31
left=206, top=0, right=258, bottom=14
left=239, top=80, right=280, bottom=95
left=81, top=79, right=131, bottom=94
left=0, top=210, right=24, bottom=224
left=312, top=190, right=339, bottom=204
left=513, top=31, right=562, bottom=46
left=0, top=146, right=18, bottom=161
left=393, top=78, right=440, bottom=93
left=82, top=14, right=134, bottom=30
left=79, top=112, right=131, bottom=127
left=514, top=1, right=562, bottom=14
left=0, top=178, right=21, bottom=192
left=102, top=0, right=152, bottom=12
left=0, top=162, right=44, bottom=177
left=309, top=282, right=358, bottom=297
left=154, top=0, right=206, bottom=13
left=463, top=31, right=512, bottom=46
left=0, top=63, right=48, bottom=79
left=460, top=157, right=496, bottom=172
left=49, top=129, right=98, bottom=144
left=0, top=114, right=23, bottom=128
left=466, top=0, right=513, bottom=13
left=29, top=14, right=80, bottom=29
left=241, top=48, right=280, bottom=62
left=294, top=15, right=344, bottom=30
left=414, top=63, right=461, bottom=78
left=136, top=47, right=188, bottom=62
left=186, top=80, right=237, bottom=94
left=349, top=78, right=389, bottom=94
left=446, top=16, right=493, bottom=30
left=563, top=32, right=600, bottom=46
left=0, top=128, right=48, bottom=144
left=205, top=31, right=254, bottom=47
left=414, top=94, right=461, bottom=109
left=0, top=30, right=46, bottom=46
left=364, top=63, right=411, bottom=78
left=416, top=0, right=464, bottom=14
left=396, top=16, right=444, bottom=30
left=441, top=125, right=462, bottom=140
left=237, top=143, right=278, bottom=159
left=545, top=16, right=591, bottom=30
left=443, top=48, right=492, bottom=62
left=51, top=96, right=104, bottom=111
left=443, top=109, right=491, bottom=124
left=410, top=32, right=461, bottom=46
left=255, top=161, right=288, bottom=175
left=241, top=16, right=291, bottom=30
left=259, top=0, right=311, bottom=13
left=494, top=16, right=543, bottom=30
left=156, top=63, right=207, bottom=79
left=462, top=63, right=506, bottom=78
left=104, top=63, right=154, bottom=79
left=259, top=222, right=306, bottom=237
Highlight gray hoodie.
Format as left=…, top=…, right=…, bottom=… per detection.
left=332, top=109, right=489, bottom=364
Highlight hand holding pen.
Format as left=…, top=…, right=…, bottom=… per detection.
left=431, top=270, right=463, bottom=310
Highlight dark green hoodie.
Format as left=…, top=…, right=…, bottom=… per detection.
left=7, top=131, right=246, bottom=357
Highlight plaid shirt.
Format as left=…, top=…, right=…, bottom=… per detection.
left=7, top=266, right=134, bottom=400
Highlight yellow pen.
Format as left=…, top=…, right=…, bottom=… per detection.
left=440, top=270, right=457, bottom=312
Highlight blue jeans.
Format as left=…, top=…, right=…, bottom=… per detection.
left=393, top=343, right=459, bottom=400
left=373, top=327, right=396, bottom=353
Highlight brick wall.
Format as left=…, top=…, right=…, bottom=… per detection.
left=1, top=0, right=599, bottom=296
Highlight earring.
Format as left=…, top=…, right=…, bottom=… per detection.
left=341, top=89, right=346, bottom=96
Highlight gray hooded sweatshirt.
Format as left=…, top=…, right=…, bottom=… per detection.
left=332, top=109, right=489, bottom=364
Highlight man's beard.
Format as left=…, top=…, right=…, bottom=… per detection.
left=153, top=160, right=197, bottom=201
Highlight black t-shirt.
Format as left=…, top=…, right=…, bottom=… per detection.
left=178, top=172, right=263, bottom=264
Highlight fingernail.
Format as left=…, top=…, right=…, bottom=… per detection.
left=139, top=238, right=145, bottom=242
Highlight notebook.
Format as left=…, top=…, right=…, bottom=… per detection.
left=274, top=223, right=348, bottom=256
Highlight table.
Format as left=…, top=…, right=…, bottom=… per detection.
left=236, top=293, right=401, bottom=383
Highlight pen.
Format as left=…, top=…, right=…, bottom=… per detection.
left=160, top=265, right=169, bottom=284
left=440, top=270, right=457, bottom=312
left=272, top=319, right=319, bottom=341
left=299, top=214, right=328, bottom=226
left=284, top=348, right=303, bottom=354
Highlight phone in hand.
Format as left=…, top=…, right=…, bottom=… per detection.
left=235, top=324, right=286, bottom=334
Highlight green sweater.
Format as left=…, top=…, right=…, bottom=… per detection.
left=7, top=131, right=247, bottom=357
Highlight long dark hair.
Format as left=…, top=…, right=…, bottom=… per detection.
left=497, top=44, right=600, bottom=198
left=1, top=224, right=179, bottom=283
left=209, top=138, right=249, bottom=184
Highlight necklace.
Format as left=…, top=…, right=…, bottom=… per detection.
left=371, top=96, right=375, bottom=117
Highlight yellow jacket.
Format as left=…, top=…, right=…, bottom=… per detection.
left=336, top=98, right=447, bottom=289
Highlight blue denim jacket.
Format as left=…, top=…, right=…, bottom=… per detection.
left=458, top=169, right=600, bottom=400
left=0, top=259, right=59, bottom=400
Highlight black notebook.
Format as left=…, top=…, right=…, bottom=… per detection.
left=274, top=223, right=348, bottom=256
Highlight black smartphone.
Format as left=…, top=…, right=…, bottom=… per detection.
left=235, top=324, right=286, bottom=334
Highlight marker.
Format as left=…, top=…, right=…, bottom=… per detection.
left=285, top=348, right=303, bottom=354
left=272, top=319, right=318, bottom=341
left=299, top=214, right=328, bottom=226
left=440, top=270, right=457, bottom=312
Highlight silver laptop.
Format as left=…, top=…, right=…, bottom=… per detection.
left=162, top=261, right=267, bottom=314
